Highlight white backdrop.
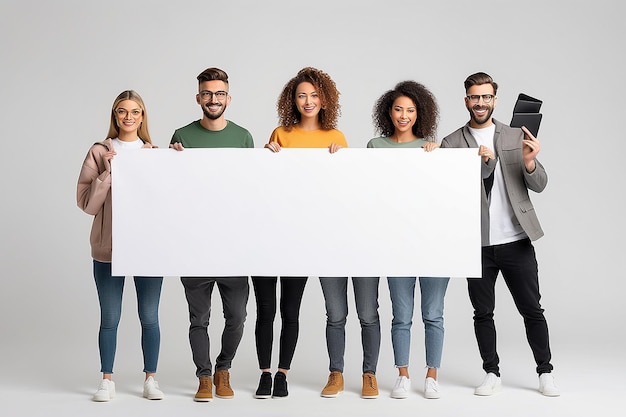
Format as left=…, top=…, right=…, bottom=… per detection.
left=1, top=1, right=625, bottom=416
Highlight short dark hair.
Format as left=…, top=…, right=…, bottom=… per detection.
left=197, top=67, right=229, bottom=85
left=464, top=72, right=498, bottom=95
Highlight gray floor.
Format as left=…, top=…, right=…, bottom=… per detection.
left=1, top=278, right=623, bottom=417
left=0, top=346, right=620, bottom=417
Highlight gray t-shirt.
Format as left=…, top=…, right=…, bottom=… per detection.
left=366, top=136, right=427, bottom=148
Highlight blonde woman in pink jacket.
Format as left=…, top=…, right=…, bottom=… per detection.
left=77, top=90, right=164, bottom=402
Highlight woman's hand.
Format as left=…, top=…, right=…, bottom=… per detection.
left=103, top=149, right=116, bottom=172
left=422, top=142, right=440, bottom=152
left=265, top=142, right=282, bottom=152
left=328, top=143, right=343, bottom=154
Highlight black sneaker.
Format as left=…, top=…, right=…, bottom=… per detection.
left=255, top=372, right=272, bottom=399
left=272, top=371, right=288, bottom=398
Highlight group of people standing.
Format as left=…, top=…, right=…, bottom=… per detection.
left=76, top=66, right=560, bottom=403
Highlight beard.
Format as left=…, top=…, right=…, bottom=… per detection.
left=202, top=102, right=227, bottom=120
left=468, top=104, right=494, bottom=126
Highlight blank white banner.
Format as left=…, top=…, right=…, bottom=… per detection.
left=111, top=148, right=481, bottom=277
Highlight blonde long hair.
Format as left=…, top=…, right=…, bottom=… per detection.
left=106, top=90, right=152, bottom=144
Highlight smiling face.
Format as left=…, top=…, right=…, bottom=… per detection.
left=390, top=95, right=417, bottom=136
left=114, top=99, right=143, bottom=138
left=294, top=81, right=322, bottom=121
left=196, top=79, right=230, bottom=120
left=465, top=84, right=497, bottom=128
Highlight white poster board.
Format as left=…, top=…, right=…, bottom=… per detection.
left=111, top=148, right=480, bottom=277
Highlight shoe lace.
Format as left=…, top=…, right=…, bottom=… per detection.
left=261, top=373, right=272, bottom=387
left=541, top=375, right=555, bottom=388
left=394, top=377, right=405, bottom=390
left=200, top=378, right=211, bottom=389
left=328, top=373, right=338, bottom=386
left=365, top=374, right=377, bottom=389
left=218, top=371, right=230, bottom=387
left=426, top=378, right=438, bottom=391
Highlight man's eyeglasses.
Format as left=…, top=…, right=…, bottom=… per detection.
left=466, top=94, right=495, bottom=104
left=199, top=90, right=228, bottom=100
left=115, top=108, right=142, bottom=117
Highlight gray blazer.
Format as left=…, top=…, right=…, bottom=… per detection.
left=441, top=119, right=547, bottom=246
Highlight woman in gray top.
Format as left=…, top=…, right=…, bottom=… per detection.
left=368, top=81, right=450, bottom=400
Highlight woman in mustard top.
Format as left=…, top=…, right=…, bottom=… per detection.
left=251, top=67, right=350, bottom=399
left=260, top=67, right=381, bottom=399
left=265, top=66, right=347, bottom=151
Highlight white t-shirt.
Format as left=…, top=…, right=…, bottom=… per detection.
left=111, top=137, right=144, bottom=151
left=469, top=125, right=527, bottom=246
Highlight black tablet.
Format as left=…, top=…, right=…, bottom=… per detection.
left=511, top=93, right=543, bottom=137
left=510, top=113, right=542, bottom=138
left=513, top=93, right=542, bottom=113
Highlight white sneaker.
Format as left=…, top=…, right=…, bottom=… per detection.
left=390, top=376, right=411, bottom=399
left=93, top=379, right=115, bottom=402
left=538, top=373, right=560, bottom=397
left=424, top=377, right=441, bottom=399
left=474, top=372, right=501, bottom=396
left=143, top=376, right=165, bottom=400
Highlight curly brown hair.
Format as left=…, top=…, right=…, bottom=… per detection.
left=372, top=80, right=439, bottom=140
left=276, top=67, right=341, bottom=130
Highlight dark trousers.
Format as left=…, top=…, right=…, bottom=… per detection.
left=251, top=276, right=307, bottom=370
left=468, top=238, right=553, bottom=376
left=181, top=277, right=249, bottom=377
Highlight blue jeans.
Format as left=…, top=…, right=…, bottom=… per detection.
left=93, top=260, right=162, bottom=374
left=319, top=277, right=380, bottom=374
left=387, top=277, right=449, bottom=369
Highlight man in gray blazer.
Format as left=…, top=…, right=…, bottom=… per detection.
left=441, top=72, right=559, bottom=397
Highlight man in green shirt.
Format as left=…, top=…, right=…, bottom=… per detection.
left=171, top=67, right=253, bottom=402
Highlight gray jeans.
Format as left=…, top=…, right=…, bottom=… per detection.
left=319, top=277, right=380, bottom=374
left=181, top=277, right=249, bottom=377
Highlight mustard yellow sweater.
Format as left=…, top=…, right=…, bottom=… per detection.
left=268, top=126, right=348, bottom=148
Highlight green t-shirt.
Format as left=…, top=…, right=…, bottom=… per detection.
left=366, top=136, right=427, bottom=148
left=171, top=120, right=254, bottom=148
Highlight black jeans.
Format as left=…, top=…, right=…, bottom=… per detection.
left=251, top=276, right=307, bottom=370
left=181, top=277, right=249, bottom=377
left=468, top=238, right=553, bottom=376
